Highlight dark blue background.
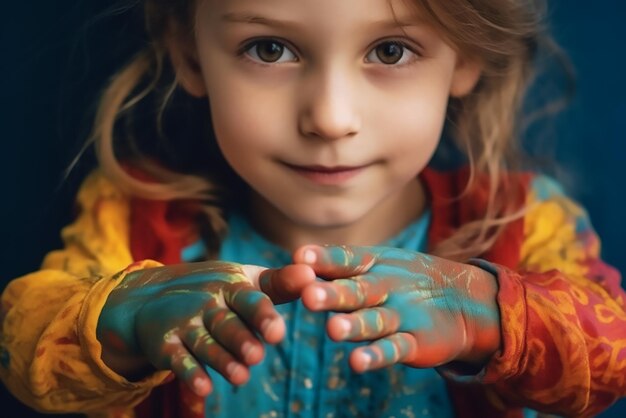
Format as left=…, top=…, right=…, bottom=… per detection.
left=1, top=1, right=624, bottom=416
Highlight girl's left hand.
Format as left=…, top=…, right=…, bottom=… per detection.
left=293, top=245, right=502, bottom=373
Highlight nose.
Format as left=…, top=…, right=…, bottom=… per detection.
left=298, top=67, right=361, bottom=141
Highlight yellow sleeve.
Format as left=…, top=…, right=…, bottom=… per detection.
left=0, top=171, right=171, bottom=415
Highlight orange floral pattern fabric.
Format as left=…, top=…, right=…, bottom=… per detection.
left=437, top=175, right=625, bottom=418
left=484, top=177, right=625, bottom=417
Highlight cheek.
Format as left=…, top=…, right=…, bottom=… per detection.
left=367, top=89, right=448, bottom=187
left=207, top=98, right=294, bottom=194
left=207, top=82, right=286, bottom=163
left=205, top=63, right=294, bottom=133
left=377, top=87, right=448, bottom=157
left=374, top=73, right=450, bottom=132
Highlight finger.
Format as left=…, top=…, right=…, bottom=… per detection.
left=293, top=245, right=378, bottom=278
left=180, top=317, right=250, bottom=386
left=204, top=306, right=264, bottom=365
left=256, top=264, right=317, bottom=304
left=226, top=284, right=286, bottom=344
left=301, top=276, right=389, bottom=311
left=161, top=333, right=215, bottom=397
left=348, top=333, right=418, bottom=373
left=240, top=264, right=268, bottom=287
left=327, top=308, right=400, bottom=341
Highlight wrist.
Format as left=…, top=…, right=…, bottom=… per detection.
left=457, top=264, right=502, bottom=367
left=97, top=270, right=150, bottom=379
left=457, top=321, right=501, bottom=367
left=100, top=345, right=154, bottom=381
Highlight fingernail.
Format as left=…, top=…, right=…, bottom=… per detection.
left=226, top=362, right=244, bottom=379
left=241, top=341, right=256, bottom=363
left=193, top=377, right=211, bottom=395
left=360, top=352, right=372, bottom=370
left=313, top=287, right=327, bottom=303
left=302, top=249, right=317, bottom=264
left=260, top=318, right=274, bottom=336
left=336, top=317, right=351, bottom=338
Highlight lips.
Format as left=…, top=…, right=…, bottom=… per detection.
left=283, top=163, right=368, bottom=186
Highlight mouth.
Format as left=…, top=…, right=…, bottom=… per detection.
left=282, top=163, right=369, bottom=186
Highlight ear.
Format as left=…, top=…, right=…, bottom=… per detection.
left=449, top=55, right=483, bottom=98
left=165, top=27, right=207, bottom=98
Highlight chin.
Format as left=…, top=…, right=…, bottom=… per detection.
left=289, top=206, right=366, bottom=230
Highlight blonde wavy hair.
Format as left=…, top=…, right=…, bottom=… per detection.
left=91, top=0, right=552, bottom=260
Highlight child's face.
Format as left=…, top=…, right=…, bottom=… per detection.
left=172, top=0, right=480, bottom=242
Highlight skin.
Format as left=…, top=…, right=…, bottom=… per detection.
left=293, top=245, right=501, bottom=373
left=170, top=0, right=482, bottom=248
left=98, top=262, right=316, bottom=396
left=98, top=0, right=494, bottom=399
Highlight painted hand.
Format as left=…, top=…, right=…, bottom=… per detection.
left=294, top=245, right=501, bottom=373
left=97, top=261, right=315, bottom=396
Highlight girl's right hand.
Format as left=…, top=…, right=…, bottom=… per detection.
left=96, top=261, right=315, bottom=396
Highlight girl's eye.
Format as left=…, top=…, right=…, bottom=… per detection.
left=244, top=40, right=297, bottom=63
left=366, top=41, right=416, bottom=65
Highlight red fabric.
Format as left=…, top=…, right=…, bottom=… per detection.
left=126, top=167, right=202, bottom=266
left=129, top=197, right=200, bottom=265
left=420, top=166, right=530, bottom=269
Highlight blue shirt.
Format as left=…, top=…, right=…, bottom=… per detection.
left=188, top=210, right=456, bottom=418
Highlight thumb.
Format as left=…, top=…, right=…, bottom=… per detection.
left=292, top=245, right=377, bottom=279
left=242, top=264, right=316, bottom=304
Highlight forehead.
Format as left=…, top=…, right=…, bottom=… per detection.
left=202, top=0, right=423, bottom=28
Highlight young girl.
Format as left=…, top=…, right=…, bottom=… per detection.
left=2, top=0, right=625, bottom=417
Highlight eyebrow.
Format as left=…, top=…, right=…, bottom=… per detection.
left=371, top=19, right=426, bottom=31
left=221, top=12, right=299, bottom=30
left=221, top=12, right=425, bottom=31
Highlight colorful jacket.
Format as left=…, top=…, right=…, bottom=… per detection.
left=1, top=167, right=624, bottom=418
